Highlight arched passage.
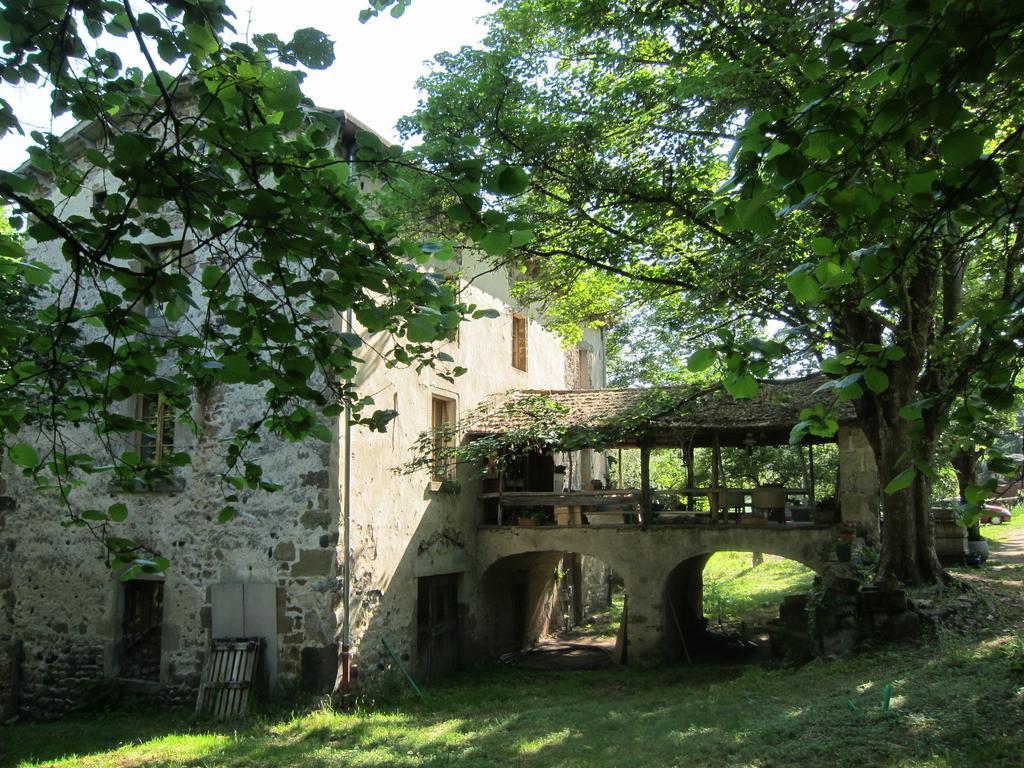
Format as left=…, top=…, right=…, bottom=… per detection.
left=662, top=551, right=819, bottom=663
left=477, top=550, right=622, bottom=661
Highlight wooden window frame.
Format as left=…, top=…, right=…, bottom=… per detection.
left=431, top=395, right=456, bottom=482
left=511, top=313, right=528, bottom=372
left=136, top=393, right=174, bottom=463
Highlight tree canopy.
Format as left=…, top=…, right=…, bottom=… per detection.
left=406, top=0, right=1024, bottom=584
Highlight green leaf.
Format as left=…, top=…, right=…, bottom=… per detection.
left=406, top=314, right=440, bottom=342
left=987, top=455, right=1018, bottom=475
left=108, top=502, right=129, bottom=523
left=289, top=28, right=335, bottom=69
left=201, top=264, right=223, bottom=290
left=940, top=129, right=984, bottom=168
left=479, top=230, right=511, bottom=256
left=724, top=372, right=758, bottom=399
left=863, top=367, right=889, bottom=394
left=0, top=236, right=26, bottom=260
left=687, top=348, right=717, bottom=373
left=821, top=358, right=846, bottom=375
left=901, top=403, right=925, bottom=421
left=496, top=165, right=529, bottom=195
left=22, top=260, right=54, bottom=286
left=261, top=69, right=302, bottom=112
left=185, top=23, right=219, bottom=55
left=9, top=442, right=39, bottom=468
left=884, top=468, right=916, bottom=494
left=906, top=171, right=937, bottom=195
left=786, top=264, right=822, bottom=303
left=811, top=237, right=836, bottom=256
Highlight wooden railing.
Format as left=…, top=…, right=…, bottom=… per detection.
left=480, top=487, right=819, bottom=527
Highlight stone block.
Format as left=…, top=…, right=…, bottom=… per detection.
left=858, top=587, right=907, bottom=613
left=879, top=610, right=921, bottom=642
left=300, top=509, right=332, bottom=530
left=301, top=470, right=329, bottom=488
left=292, top=549, right=334, bottom=576
left=822, top=627, right=858, bottom=656
left=300, top=644, right=339, bottom=694
left=273, top=542, right=296, bottom=561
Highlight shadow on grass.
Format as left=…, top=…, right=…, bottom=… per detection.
left=7, top=647, right=1022, bottom=768
left=0, top=710, right=200, bottom=768
left=6, top=563, right=1024, bottom=768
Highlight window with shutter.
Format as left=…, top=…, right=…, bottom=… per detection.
left=511, top=313, right=528, bottom=371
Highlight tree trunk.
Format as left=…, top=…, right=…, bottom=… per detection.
left=952, top=448, right=982, bottom=543
left=858, top=382, right=948, bottom=586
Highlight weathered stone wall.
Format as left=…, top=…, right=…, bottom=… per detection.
left=580, top=555, right=611, bottom=618
left=0, top=163, right=342, bottom=717
left=838, top=424, right=880, bottom=544
left=0, top=381, right=340, bottom=716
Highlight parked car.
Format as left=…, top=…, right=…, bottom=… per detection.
left=982, top=503, right=1012, bottom=525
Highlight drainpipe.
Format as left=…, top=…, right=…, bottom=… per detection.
left=339, top=117, right=355, bottom=701
left=340, top=307, right=353, bottom=698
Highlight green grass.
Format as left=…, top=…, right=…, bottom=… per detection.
left=702, top=551, right=816, bottom=625
left=3, top=560, right=1022, bottom=768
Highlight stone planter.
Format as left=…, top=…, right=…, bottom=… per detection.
left=752, top=487, right=788, bottom=508
left=813, top=507, right=840, bottom=524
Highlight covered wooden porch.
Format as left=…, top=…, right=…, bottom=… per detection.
left=468, top=376, right=856, bottom=530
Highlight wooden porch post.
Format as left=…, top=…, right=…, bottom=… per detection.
left=710, top=431, right=721, bottom=524
left=640, top=443, right=652, bottom=530
left=685, top=444, right=695, bottom=511
left=808, top=443, right=816, bottom=511
left=497, top=468, right=504, bottom=526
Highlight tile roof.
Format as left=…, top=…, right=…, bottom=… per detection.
left=465, top=375, right=855, bottom=447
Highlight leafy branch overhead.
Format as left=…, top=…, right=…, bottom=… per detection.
left=0, top=0, right=516, bottom=576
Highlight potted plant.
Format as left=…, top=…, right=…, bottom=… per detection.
left=553, top=465, right=567, bottom=492
left=835, top=521, right=856, bottom=562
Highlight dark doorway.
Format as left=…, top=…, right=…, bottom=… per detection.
left=120, top=579, right=164, bottom=681
left=416, top=573, right=461, bottom=681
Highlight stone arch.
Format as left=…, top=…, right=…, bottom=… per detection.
left=661, top=548, right=821, bottom=663
left=475, top=548, right=622, bottom=660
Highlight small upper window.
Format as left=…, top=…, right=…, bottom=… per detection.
left=137, top=393, right=174, bottom=463
left=431, top=395, right=456, bottom=482
left=511, top=313, right=528, bottom=371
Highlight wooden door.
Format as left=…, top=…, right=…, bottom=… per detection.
left=417, top=574, right=461, bottom=681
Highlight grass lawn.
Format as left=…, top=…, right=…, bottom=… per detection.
left=702, top=551, right=816, bottom=626
left=2, top=558, right=1022, bottom=767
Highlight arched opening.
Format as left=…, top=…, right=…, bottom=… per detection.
left=478, top=551, right=623, bottom=668
left=663, top=551, right=816, bottom=663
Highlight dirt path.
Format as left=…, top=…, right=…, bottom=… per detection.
left=989, top=524, right=1024, bottom=565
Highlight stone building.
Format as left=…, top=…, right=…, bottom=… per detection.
left=0, top=112, right=607, bottom=718
left=0, top=110, right=883, bottom=720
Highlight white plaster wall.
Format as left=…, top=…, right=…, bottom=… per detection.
left=340, top=251, right=598, bottom=674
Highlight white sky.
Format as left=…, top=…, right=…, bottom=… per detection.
left=0, top=0, right=492, bottom=170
